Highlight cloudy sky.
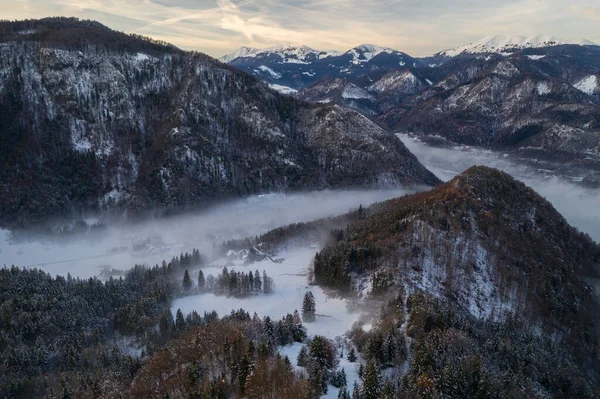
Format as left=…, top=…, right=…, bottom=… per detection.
left=4, top=0, right=600, bottom=57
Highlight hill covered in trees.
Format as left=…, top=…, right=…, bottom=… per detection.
left=313, top=166, right=600, bottom=397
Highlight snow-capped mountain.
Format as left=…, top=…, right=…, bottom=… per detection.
left=219, top=44, right=340, bottom=64
left=381, top=45, right=600, bottom=173
left=437, top=34, right=596, bottom=57
left=0, top=17, right=440, bottom=226
left=222, top=43, right=422, bottom=91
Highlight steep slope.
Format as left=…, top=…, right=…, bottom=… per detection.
left=296, top=70, right=431, bottom=115
left=296, top=78, right=377, bottom=114
left=0, top=18, right=440, bottom=226
left=223, top=43, right=423, bottom=90
left=314, top=166, right=600, bottom=396
left=382, top=45, right=600, bottom=167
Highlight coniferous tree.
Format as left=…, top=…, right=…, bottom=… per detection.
left=302, top=291, right=316, bottom=322
left=347, top=347, right=357, bottom=362
left=361, top=361, right=381, bottom=399
left=338, top=386, right=351, bottom=399
left=352, top=381, right=360, bottom=399
left=183, top=269, right=192, bottom=292
left=175, top=308, right=186, bottom=332
left=198, top=270, right=205, bottom=292
left=297, top=345, right=308, bottom=367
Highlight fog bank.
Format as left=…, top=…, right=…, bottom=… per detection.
left=0, top=188, right=419, bottom=279
left=398, top=134, right=600, bottom=242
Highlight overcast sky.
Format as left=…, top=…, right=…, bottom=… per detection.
left=4, top=0, right=600, bottom=57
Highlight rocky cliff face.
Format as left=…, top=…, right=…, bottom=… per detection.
left=384, top=46, right=600, bottom=164
left=0, top=18, right=439, bottom=226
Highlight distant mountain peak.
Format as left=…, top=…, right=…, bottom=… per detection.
left=438, top=34, right=596, bottom=57
left=220, top=44, right=339, bottom=63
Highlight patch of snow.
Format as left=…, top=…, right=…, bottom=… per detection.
left=134, top=53, right=151, bottom=62
left=258, top=65, right=282, bottom=79
left=341, top=84, right=374, bottom=100
left=283, top=58, right=310, bottom=64
left=573, top=75, right=598, bottom=95
left=268, top=83, right=298, bottom=95
left=526, top=55, right=546, bottom=60
left=536, top=81, right=551, bottom=95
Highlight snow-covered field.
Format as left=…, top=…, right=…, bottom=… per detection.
left=0, top=189, right=415, bottom=279
left=397, top=134, right=600, bottom=242
left=172, top=246, right=364, bottom=398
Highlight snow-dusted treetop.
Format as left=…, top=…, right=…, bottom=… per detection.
left=437, top=34, right=596, bottom=57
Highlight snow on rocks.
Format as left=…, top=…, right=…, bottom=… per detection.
left=573, top=75, right=598, bottom=95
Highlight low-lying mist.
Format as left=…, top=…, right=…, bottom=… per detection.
left=398, top=134, right=600, bottom=242
left=2, top=136, right=599, bottom=280
left=0, top=188, right=420, bottom=279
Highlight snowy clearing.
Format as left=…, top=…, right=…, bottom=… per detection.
left=172, top=246, right=366, bottom=398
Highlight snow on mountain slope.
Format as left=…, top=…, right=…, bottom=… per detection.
left=220, top=45, right=329, bottom=63
left=223, top=43, right=422, bottom=90
left=268, top=83, right=298, bottom=95
left=573, top=75, right=599, bottom=95
left=345, top=44, right=396, bottom=64
left=438, top=34, right=596, bottom=57
left=219, top=46, right=258, bottom=63
left=257, top=65, right=282, bottom=79
left=368, top=70, right=422, bottom=93
left=341, top=83, right=374, bottom=100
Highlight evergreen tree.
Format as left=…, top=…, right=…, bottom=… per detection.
left=238, top=352, right=253, bottom=393
left=382, top=381, right=394, bottom=399
left=197, top=270, right=205, bottom=291
left=175, top=309, right=186, bottom=332
left=361, top=361, right=381, bottom=399
left=297, top=345, right=308, bottom=367
left=347, top=347, right=357, bottom=362
left=159, top=309, right=173, bottom=339
left=183, top=269, right=192, bottom=292
left=302, top=291, right=316, bottom=322
left=338, top=387, right=351, bottom=399
left=351, top=381, right=360, bottom=399
left=254, top=270, right=262, bottom=292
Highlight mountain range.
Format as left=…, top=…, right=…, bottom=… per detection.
left=0, top=17, right=439, bottom=226
left=223, top=36, right=600, bottom=182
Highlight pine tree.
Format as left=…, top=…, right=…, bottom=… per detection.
left=175, top=308, right=186, bottom=332
left=297, top=345, right=308, bottom=367
left=159, top=309, right=173, bottom=339
left=197, top=270, right=205, bottom=291
left=347, top=347, right=357, bottom=362
left=338, top=387, right=351, bottom=399
left=381, top=380, right=394, bottom=399
left=351, top=381, right=360, bottom=399
left=254, top=270, right=262, bottom=292
left=183, top=269, right=192, bottom=292
left=361, top=361, right=381, bottom=399
left=302, top=291, right=316, bottom=322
